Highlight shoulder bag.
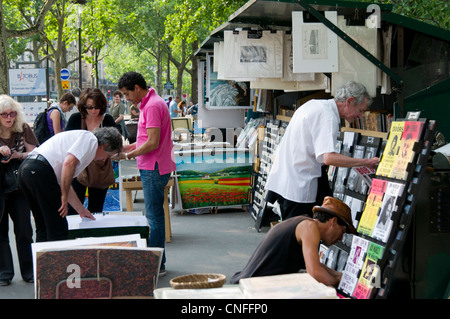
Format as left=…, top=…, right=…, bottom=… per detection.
left=76, top=117, right=115, bottom=189
left=2, top=133, right=22, bottom=193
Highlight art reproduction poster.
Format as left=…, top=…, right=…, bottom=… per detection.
left=174, top=148, right=252, bottom=209
left=222, top=30, right=284, bottom=79
left=292, top=11, right=338, bottom=73
left=283, top=32, right=315, bottom=82
left=302, top=25, right=329, bottom=60
left=83, top=160, right=121, bottom=212
left=35, top=246, right=163, bottom=299
left=32, top=234, right=148, bottom=297
left=331, top=16, right=378, bottom=97
left=206, top=54, right=251, bottom=109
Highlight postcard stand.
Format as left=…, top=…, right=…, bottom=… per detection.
left=375, top=118, right=436, bottom=298
left=248, top=111, right=436, bottom=298
left=323, top=112, right=437, bottom=299
left=251, top=119, right=288, bottom=231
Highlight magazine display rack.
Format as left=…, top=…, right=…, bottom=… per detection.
left=321, top=112, right=437, bottom=299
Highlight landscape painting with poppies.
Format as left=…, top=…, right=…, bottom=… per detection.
left=175, top=148, right=252, bottom=209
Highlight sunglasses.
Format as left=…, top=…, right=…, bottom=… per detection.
left=85, top=105, right=101, bottom=110
left=0, top=111, right=17, bottom=118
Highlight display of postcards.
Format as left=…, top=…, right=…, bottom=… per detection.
left=336, top=250, right=349, bottom=273
left=325, top=245, right=340, bottom=270
left=342, top=131, right=359, bottom=156
left=342, top=233, right=354, bottom=248
left=346, top=145, right=366, bottom=193
left=346, top=169, right=359, bottom=193
left=319, top=244, right=328, bottom=264
left=360, top=136, right=381, bottom=156
left=328, top=139, right=342, bottom=183
left=353, top=144, right=365, bottom=159
left=333, top=167, right=349, bottom=200
left=343, top=194, right=365, bottom=229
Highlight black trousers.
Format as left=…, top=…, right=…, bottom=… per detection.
left=266, top=165, right=332, bottom=220
left=0, top=191, right=33, bottom=281
left=18, top=157, right=68, bottom=242
left=68, top=178, right=108, bottom=215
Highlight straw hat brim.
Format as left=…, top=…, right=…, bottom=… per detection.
left=312, top=206, right=357, bottom=234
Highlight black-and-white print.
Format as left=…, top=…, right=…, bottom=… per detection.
left=240, top=45, right=267, bottom=63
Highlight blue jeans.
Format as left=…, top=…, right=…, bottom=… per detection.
left=140, top=163, right=170, bottom=269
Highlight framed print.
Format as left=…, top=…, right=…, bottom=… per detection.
left=205, top=54, right=252, bottom=109
left=292, top=11, right=339, bottom=73
left=222, top=30, right=284, bottom=79
left=331, top=16, right=378, bottom=97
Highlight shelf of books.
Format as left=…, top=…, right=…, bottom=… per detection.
left=324, top=112, right=437, bottom=299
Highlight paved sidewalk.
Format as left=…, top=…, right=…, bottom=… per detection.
left=0, top=160, right=267, bottom=299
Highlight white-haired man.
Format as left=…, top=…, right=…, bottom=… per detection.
left=265, top=81, right=379, bottom=220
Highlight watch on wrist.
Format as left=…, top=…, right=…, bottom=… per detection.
left=125, top=153, right=129, bottom=160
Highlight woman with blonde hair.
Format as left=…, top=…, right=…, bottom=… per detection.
left=0, top=95, right=39, bottom=286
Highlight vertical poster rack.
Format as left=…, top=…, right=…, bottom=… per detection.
left=251, top=119, right=288, bottom=231
left=322, top=111, right=437, bottom=299
left=376, top=115, right=437, bottom=298
left=249, top=112, right=437, bottom=298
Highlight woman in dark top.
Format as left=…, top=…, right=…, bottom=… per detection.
left=66, top=88, right=116, bottom=215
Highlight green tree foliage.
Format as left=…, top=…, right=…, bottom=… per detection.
left=0, top=0, right=56, bottom=94
left=354, top=0, right=449, bottom=29
left=389, top=0, right=449, bottom=29
left=2, top=0, right=448, bottom=97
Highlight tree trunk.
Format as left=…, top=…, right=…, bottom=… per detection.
left=156, top=41, right=163, bottom=95
left=190, top=40, right=199, bottom=103
left=176, top=40, right=186, bottom=98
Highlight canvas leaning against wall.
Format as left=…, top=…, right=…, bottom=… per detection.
left=175, top=148, right=252, bottom=209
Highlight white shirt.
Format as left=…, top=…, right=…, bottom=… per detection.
left=30, top=130, right=98, bottom=184
left=265, top=99, right=340, bottom=203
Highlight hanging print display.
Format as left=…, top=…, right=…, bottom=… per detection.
left=205, top=54, right=252, bottom=110
left=292, top=11, right=339, bottom=73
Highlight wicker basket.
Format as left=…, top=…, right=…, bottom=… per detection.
left=169, top=273, right=226, bottom=289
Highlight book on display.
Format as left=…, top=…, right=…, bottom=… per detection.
left=352, top=241, right=385, bottom=299
left=371, top=181, right=405, bottom=243
left=357, top=178, right=387, bottom=237
left=376, top=121, right=405, bottom=177
left=389, top=121, right=424, bottom=180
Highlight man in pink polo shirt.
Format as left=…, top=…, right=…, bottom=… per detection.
left=118, top=71, right=176, bottom=276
